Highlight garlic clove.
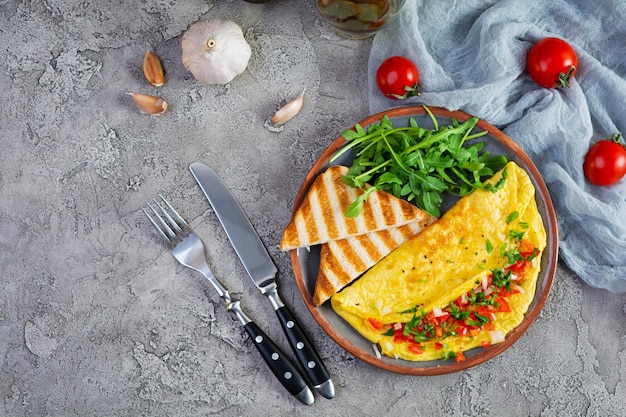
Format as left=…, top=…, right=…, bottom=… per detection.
left=143, top=50, right=165, bottom=87
left=127, top=93, right=168, bottom=115
left=264, top=88, right=305, bottom=132
left=271, top=89, right=305, bottom=125
left=181, top=19, right=252, bottom=85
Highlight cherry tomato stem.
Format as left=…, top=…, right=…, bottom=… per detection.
left=611, top=133, right=623, bottom=144
left=557, top=65, right=576, bottom=88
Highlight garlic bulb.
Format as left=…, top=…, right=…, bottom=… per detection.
left=181, top=19, right=251, bottom=85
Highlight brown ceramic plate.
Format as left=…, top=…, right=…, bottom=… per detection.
left=288, top=106, right=558, bottom=375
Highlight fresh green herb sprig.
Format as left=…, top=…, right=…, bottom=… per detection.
left=330, top=106, right=509, bottom=217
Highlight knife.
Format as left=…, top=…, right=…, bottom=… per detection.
left=189, top=162, right=335, bottom=400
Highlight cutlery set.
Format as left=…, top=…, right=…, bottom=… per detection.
left=142, top=163, right=333, bottom=405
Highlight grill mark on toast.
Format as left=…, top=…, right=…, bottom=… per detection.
left=358, top=230, right=384, bottom=263
left=376, top=191, right=398, bottom=229
left=319, top=172, right=339, bottom=241
left=335, top=175, right=359, bottom=236
left=314, top=267, right=346, bottom=306
left=332, top=238, right=366, bottom=277
left=360, top=186, right=381, bottom=231
left=306, top=190, right=323, bottom=245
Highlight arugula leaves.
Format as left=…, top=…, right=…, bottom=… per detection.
left=330, top=107, right=508, bottom=217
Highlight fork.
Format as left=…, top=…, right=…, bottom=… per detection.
left=143, top=195, right=314, bottom=405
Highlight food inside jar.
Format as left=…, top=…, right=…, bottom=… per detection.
left=316, top=0, right=399, bottom=33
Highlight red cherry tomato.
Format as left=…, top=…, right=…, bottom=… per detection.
left=375, top=56, right=420, bottom=99
left=527, top=37, right=578, bottom=88
left=583, top=134, right=626, bottom=186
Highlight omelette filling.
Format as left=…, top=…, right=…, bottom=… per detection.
left=331, top=162, right=547, bottom=362
left=372, top=235, right=540, bottom=362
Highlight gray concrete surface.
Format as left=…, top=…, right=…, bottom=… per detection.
left=1, top=1, right=625, bottom=416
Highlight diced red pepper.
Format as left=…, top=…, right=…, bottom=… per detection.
left=507, top=240, right=539, bottom=277
left=481, top=341, right=491, bottom=348
left=408, top=343, right=423, bottom=355
left=519, top=240, right=536, bottom=257
left=368, top=318, right=383, bottom=330
left=454, top=294, right=468, bottom=307
left=476, top=306, right=493, bottom=318
left=457, top=325, right=469, bottom=336
left=455, top=351, right=466, bottom=362
left=435, top=326, right=443, bottom=338
left=496, top=297, right=511, bottom=313
left=393, top=327, right=414, bottom=344
left=425, top=311, right=443, bottom=326
left=509, top=260, right=530, bottom=276
left=434, top=342, right=443, bottom=350
left=497, top=285, right=513, bottom=296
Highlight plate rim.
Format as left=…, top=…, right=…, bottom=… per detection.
left=288, top=105, right=559, bottom=375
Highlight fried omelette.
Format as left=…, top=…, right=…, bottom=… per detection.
left=331, top=162, right=547, bottom=361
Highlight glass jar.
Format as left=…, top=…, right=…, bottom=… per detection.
left=316, top=0, right=406, bottom=39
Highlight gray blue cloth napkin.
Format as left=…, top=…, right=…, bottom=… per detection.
left=368, top=0, right=626, bottom=292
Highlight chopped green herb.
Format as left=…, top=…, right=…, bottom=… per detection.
left=404, top=312, right=424, bottom=336
left=506, top=211, right=519, bottom=223
left=486, top=239, right=493, bottom=253
left=466, top=310, right=490, bottom=327
left=474, top=312, right=490, bottom=325
left=503, top=247, right=524, bottom=265
left=499, top=242, right=508, bottom=255
left=526, top=247, right=540, bottom=261
left=509, top=229, right=525, bottom=241
left=492, top=267, right=513, bottom=291
left=413, top=333, right=431, bottom=343
left=441, top=351, right=458, bottom=360
left=449, top=301, right=470, bottom=320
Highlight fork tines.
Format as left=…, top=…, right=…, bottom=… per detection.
left=143, top=195, right=191, bottom=248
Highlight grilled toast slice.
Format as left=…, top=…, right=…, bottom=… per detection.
left=280, top=165, right=433, bottom=251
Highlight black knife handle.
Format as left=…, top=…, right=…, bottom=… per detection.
left=243, top=321, right=314, bottom=405
left=275, top=306, right=332, bottom=393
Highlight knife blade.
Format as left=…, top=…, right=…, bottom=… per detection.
left=189, top=162, right=335, bottom=400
